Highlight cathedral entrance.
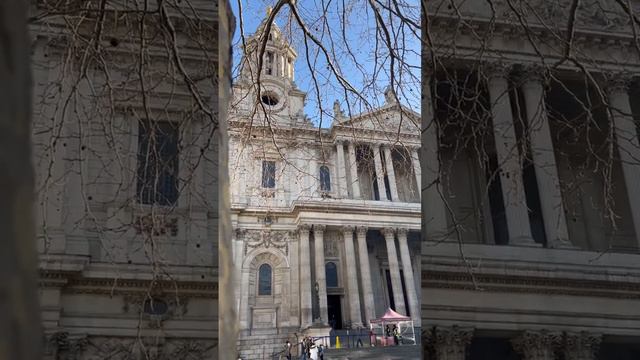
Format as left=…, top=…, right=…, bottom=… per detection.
left=327, top=295, right=343, bottom=329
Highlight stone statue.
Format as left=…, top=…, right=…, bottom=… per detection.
left=333, top=100, right=344, bottom=120
left=384, top=85, right=397, bottom=104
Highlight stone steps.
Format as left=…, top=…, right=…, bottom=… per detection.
left=237, top=333, right=293, bottom=360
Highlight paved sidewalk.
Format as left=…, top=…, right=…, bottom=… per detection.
left=323, top=344, right=420, bottom=359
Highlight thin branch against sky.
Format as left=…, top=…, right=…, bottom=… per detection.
left=230, top=0, right=421, bottom=128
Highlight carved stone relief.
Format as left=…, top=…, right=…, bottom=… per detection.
left=76, top=337, right=217, bottom=360
left=237, top=229, right=289, bottom=256
left=324, top=232, right=339, bottom=257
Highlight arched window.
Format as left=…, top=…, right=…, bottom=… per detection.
left=258, top=264, right=272, bottom=295
left=325, top=262, right=338, bottom=287
left=319, top=165, right=331, bottom=191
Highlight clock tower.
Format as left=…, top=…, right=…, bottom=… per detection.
left=231, top=12, right=308, bottom=128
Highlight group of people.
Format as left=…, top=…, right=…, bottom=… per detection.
left=385, top=324, right=402, bottom=345
left=284, top=338, right=324, bottom=360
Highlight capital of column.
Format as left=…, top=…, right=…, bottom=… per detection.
left=483, top=61, right=514, bottom=81
left=356, top=226, right=367, bottom=237
left=511, top=330, right=562, bottom=360
left=381, top=227, right=395, bottom=239
left=335, top=139, right=345, bottom=146
left=434, top=326, right=474, bottom=359
left=314, top=224, right=326, bottom=234
left=603, top=71, right=634, bottom=95
left=340, top=225, right=355, bottom=234
left=298, top=224, right=311, bottom=236
left=563, top=332, right=602, bottom=360
left=396, top=228, right=408, bottom=239
left=517, top=63, right=549, bottom=87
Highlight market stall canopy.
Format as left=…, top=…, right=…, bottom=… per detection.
left=370, top=308, right=411, bottom=323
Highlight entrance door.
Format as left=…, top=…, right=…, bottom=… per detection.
left=327, top=295, right=343, bottom=329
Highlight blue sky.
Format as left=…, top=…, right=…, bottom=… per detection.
left=229, top=0, right=421, bottom=128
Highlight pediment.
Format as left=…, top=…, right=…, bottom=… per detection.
left=335, top=104, right=420, bottom=134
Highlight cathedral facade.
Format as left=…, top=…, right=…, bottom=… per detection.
left=422, top=0, right=640, bottom=359
left=229, top=19, right=421, bottom=358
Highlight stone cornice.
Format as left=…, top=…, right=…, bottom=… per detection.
left=422, top=270, right=640, bottom=300
left=39, top=272, right=217, bottom=297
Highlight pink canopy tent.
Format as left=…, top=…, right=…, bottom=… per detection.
left=370, top=308, right=411, bottom=323
left=369, top=308, right=416, bottom=345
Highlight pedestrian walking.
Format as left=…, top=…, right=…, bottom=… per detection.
left=285, top=340, right=292, bottom=360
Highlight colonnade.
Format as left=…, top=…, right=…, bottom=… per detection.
left=298, top=225, right=420, bottom=328
left=334, top=140, right=421, bottom=202
left=423, top=63, right=640, bottom=248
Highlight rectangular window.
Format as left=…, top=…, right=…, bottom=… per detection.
left=136, top=120, right=179, bottom=205
left=262, top=160, right=276, bottom=188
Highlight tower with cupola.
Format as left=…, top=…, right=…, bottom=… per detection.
left=231, top=9, right=308, bottom=128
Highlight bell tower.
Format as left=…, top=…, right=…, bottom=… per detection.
left=233, top=10, right=307, bottom=128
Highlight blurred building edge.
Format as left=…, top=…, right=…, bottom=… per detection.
left=1, top=1, right=43, bottom=360
left=422, top=0, right=640, bottom=359
left=29, top=0, right=230, bottom=359
left=219, top=0, right=238, bottom=359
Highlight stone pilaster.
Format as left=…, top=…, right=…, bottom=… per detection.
left=299, top=224, right=313, bottom=328
left=563, top=332, right=602, bottom=360
left=422, top=76, right=448, bottom=240
left=383, top=146, right=399, bottom=201
left=342, top=226, right=363, bottom=328
left=433, top=326, right=474, bottom=360
left=485, top=62, right=537, bottom=246
left=335, top=140, right=347, bottom=198
left=511, top=330, right=561, bottom=360
left=397, top=229, right=420, bottom=326
left=372, top=143, right=389, bottom=201
left=605, top=73, right=640, bottom=248
left=347, top=142, right=361, bottom=199
left=519, top=65, right=572, bottom=248
left=313, top=225, right=328, bottom=324
left=382, top=228, right=406, bottom=315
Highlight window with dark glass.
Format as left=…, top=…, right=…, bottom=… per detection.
left=136, top=120, right=179, bottom=205
left=325, top=262, right=338, bottom=287
left=266, top=51, right=274, bottom=75
left=262, top=160, right=276, bottom=188
left=319, top=165, right=331, bottom=191
left=258, top=263, right=272, bottom=295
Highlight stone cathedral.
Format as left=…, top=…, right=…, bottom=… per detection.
left=422, top=0, right=640, bottom=359
left=228, top=18, right=421, bottom=358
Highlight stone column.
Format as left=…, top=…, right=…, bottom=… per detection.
left=422, top=74, right=448, bottom=240
left=383, top=146, right=400, bottom=201
left=336, top=140, right=347, bottom=198
left=382, top=228, right=406, bottom=315
left=520, top=66, right=572, bottom=248
left=410, top=147, right=421, bottom=199
left=299, top=224, right=313, bottom=328
left=511, top=330, right=561, bottom=360
left=348, top=142, right=361, bottom=199
left=433, top=326, right=474, bottom=360
left=355, top=227, right=375, bottom=324
left=372, top=143, right=389, bottom=201
left=485, top=62, right=537, bottom=246
left=606, top=74, right=640, bottom=248
left=397, top=229, right=420, bottom=326
left=342, top=226, right=363, bottom=328
left=313, top=225, right=328, bottom=324
left=563, top=332, right=602, bottom=360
